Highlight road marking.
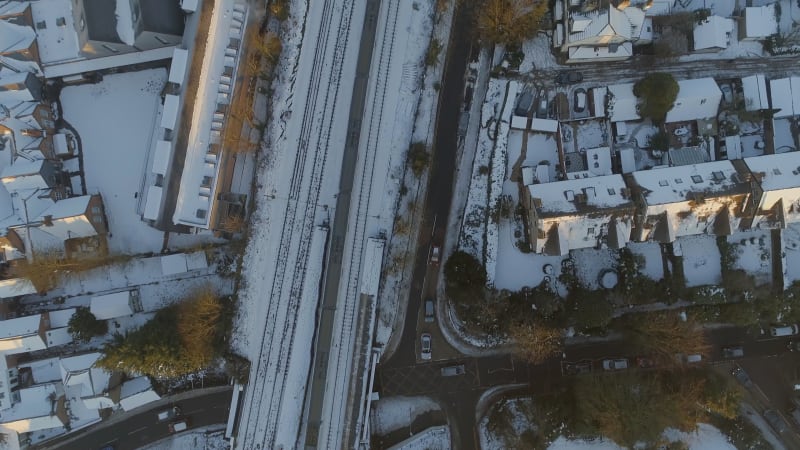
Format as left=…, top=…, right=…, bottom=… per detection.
left=129, top=426, right=147, bottom=435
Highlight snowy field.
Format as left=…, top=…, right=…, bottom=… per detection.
left=679, top=235, right=722, bottom=288
left=370, top=396, right=440, bottom=436
left=60, top=69, right=215, bottom=254
left=140, top=428, right=228, bottom=450
left=478, top=396, right=739, bottom=450
left=627, top=242, right=664, bottom=280
left=61, top=69, right=168, bottom=253
left=727, top=230, right=773, bottom=286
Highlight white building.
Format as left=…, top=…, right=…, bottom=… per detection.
left=522, top=174, right=635, bottom=255
left=769, top=77, right=800, bottom=119
left=742, top=4, right=778, bottom=41
left=118, top=376, right=160, bottom=411
left=59, top=352, right=115, bottom=410
left=745, top=152, right=800, bottom=229
left=606, top=83, right=640, bottom=122
left=741, top=75, right=770, bottom=112
left=665, top=78, right=722, bottom=123
left=90, top=290, right=141, bottom=320
left=693, top=16, right=734, bottom=52
left=558, top=2, right=650, bottom=63
left=629, top=161, right=751, bottom=242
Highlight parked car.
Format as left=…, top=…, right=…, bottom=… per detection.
left=515, top=90, right=534, bottom=116
left=429, top=245, right=441, bottom=264
left=168, top=419, right=189, bottom=434
left=424, top=299, right=435, bottom=323
left=764, top=410, right=787, bottom=433
left=770, top=324, right=800, bottom=337
left=441, top=364, right=466, bottom=376
left=732, top=365, right=753, bottom=388
left=722, top=346, right=744, bottom=358
left=602, top=358, right=628, bottom=371
left=564, top=360, right=593, bottom=375
left=556, top=71, right=583, bottom=85
left=573, top=88, right=587, bottom=112
left=157, top=406, right=181, bottom=422
left=420, top=333, right=432, bottom=360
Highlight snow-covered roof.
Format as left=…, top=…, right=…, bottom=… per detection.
left=745, top=152, right=800, bottom=191
left=119, top=376, right=160, bottom=411
left=744, top=4, right=778, bottom=39
left=0, top=72, right=36, bottom=104
left=591, top=87, right=606, bottom=117
left=44, top=327, right=72, bottom=347
left=143, top=185, right=162, bottom=221
left=0, top=20, right=36, bottom=56
left=769, top=77, right=800, bottom=119
left=161, top=94, right=180, bottom=130
left=585, top=147, right=612, bottom=176
left=160, top=251, right=208, bottom=275
left=665, top=78, right=721, bottom=123
left=47, top=308, right=75, bottom=328
left=607, top=83, right=640, bottom=122
left=0, top=383, right=65, bottom=433
left=181, top=0, right=199, bottom=13
left=0, top=2, right=29, bottom=16
left=724, top=135, right=742, bottom=160
left=510, top=115, right=527, bottom=130
left=59, top=352, right=110, bottom=399
left=0, top=314, right=41, bottom=340
left=620, top=147, right=636, bottom=173
left=168, top=48, right=188, bottom=86
left=38, top=195, right=90, bottom=220
left=531, top=118, right=558, bottom=133
left=693, top=16, right=733, bottom=51
left=90, top=291, right=133, bottom=320
left=0, top=159, right=45, bottom=189
left=152, top=140, right=171, bottom=175
left=0, top=355, right=11, bottom=410
left=30, top=0, right=82, bottom=65
left=0, top=278, right=36, bottom=299
left=741, top=74, right=769, bottom=111
left=34, top=196, right=97, bottom=241
left=568, top=42, right=633, bottom=62
left=43, top=45, right=176, bottom=78
left=631, top=160, right=746, bottom=205
left=527, top=174, right=632, bottom=215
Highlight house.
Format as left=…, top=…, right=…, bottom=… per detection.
left=629, top=160, right=752, bottom=243
left=0, top=3, right=39, bottom=66
left=0, top=313, right=49, bottom=355
left=558, top=2, right=650, bottom=63
left=59, top=352, right=115, bottom=410
left=0, top=159, right=58, bottom=193
left=90, top=290, right=142, bottom=320
left=522, top=174, right=636, bottom=255
left=769, top=77, right=800, bottom=119
left=744, top=152, right=800, bottom=229
left=34, top=194, right=107, bottom=243
left=741, top=75, right=770, bottom=112
left=0, top=72, right=42, bottom=104
left=741, top=4, right=778, bottom=41
left=664, top=78, right=722, bottom=124
left=0, top=382, right=67, bottom=433
left=118, top=376, right=160, bottom=411
left=693, top=16, right=733, bottom=52
left=0, top=354, right=19, bottom=411
left=606, top=83, right=640, bottom=122
left=0, top=278, right=36, bottom=300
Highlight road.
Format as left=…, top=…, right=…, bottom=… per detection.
left=41, top=387, right=232, bottom=450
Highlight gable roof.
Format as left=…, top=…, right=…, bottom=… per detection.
left=665, top=78, right=721, bottom=123
left=606, top=83, right=640, bottom=122
left=744, top=152, right=800, bottom=191
left=631, top=160, right=747, bottom=205
left=769, top=77, right=800, bottom=118
left=741, top=74, right=769, bottom=111
left=693, top=16, right=733, bottom=51
left=37, top=195, right=90, bottom=220
left=0, top=20, right=36, bottom=55
left=745, top=4, right=778, bottom=39
left=527, top=174, right=633, bottom=216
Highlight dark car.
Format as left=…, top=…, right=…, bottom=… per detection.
left=564, top=360, right=593, bottom=375
left=732, top=365, right=753, bottom=388
left=722, top=346, right=744, bottom=358
left=556, top=71, right=583, bottom=85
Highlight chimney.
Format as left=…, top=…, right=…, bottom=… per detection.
left=42, top=215, right=53, bottom=226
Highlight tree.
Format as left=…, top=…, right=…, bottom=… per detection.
left=12, top=250, right=127, bottom=293
left=444, top=250, right=486, bottom=289
left=647, top=130, right=670, bottom=152
left=68, top=307, right=107, bottom=342
left=623, top=312, right=711, bottom=365
left=634, top=73, right=679, bottom=123
left=407, top=142, right=430, bottom=177
left=476, top=0, right=548, bottom=45
left=426, top=38, right=443, bottom=67
left=269, top=0, right=290, bottom=21
left=509, top=321, right=562, bottom=364
left=177, top=287, right=224, bottom=369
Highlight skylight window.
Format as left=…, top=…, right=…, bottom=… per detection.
left=675, top=178, right=683, bottom=184
left=659, top=180, right=669, bottom=186
left=691, top=175, right=703, bottom=183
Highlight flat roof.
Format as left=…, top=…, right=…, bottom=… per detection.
left=665, top=78, right=721, bottom=123
left=0, top=278, right=37, bottom=299
left=30, top=0, right=82, bottom=65
left=161, top=94, right=180, bottom=130
left=631, top=160, right=745, bottom=205
left=143, top=186, right=163, bottom=221
left=527, top=174, right=631, bottom=215
left=741, top=74, right=769, bottom=111
left=0, top=314, right=41, bottom=339
left=90, top=291, right=133, bottom=320
left=607, top=83, right=640, bottom=122
left=745, top=152, right=800, bottom=191
left=770, top=77, right=800, bottom=119
left=168, top=48, right=189, bottom=85
left=43, top=45, right=176, bottom=78
left=152, top=140, right=171, bottom=175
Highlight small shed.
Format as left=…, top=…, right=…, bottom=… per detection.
left=161, top=95, right=180, bottom=130
left=0, top=278, right=36, bottom=299
left=168, top=48, right=189, bottom=86
left=90, top=291, right=141, bottom=320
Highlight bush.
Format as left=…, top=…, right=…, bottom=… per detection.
left=426, top=38, right=443, bottom=67
left=407, top=142, right=430, bottom=177
left=634, top=73, right=679, bottom=122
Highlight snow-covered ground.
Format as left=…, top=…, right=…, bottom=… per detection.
left=727, top=230, right=773, bottom=286
left=370, top=395, right=440, bottom=435
left=60, top=69, right=216, bottom=254
left=627, top=242, right=664, bottom=280
left=478, top=396, right=742, bottom=450
left=572, top=248, right=619, bottom=290
left=139, top=427, right=229, bottom=450
left=679, top=235, right=722, bottom=288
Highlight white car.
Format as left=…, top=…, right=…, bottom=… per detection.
left=420, top=334, right=432, bottom=360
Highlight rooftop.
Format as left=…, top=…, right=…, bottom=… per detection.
left=631, top=160, right=747, bottom=205
left=665, top=78, right=721, bottom=123
left=745, top=152, right=800, bottom=191
left=527, top=174, right=632, bottom=216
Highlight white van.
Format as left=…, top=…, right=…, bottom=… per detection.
left=770, top=324, right=800, bottom=337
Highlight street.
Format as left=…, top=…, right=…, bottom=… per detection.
left=41, top=387, right=232, bottom=450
